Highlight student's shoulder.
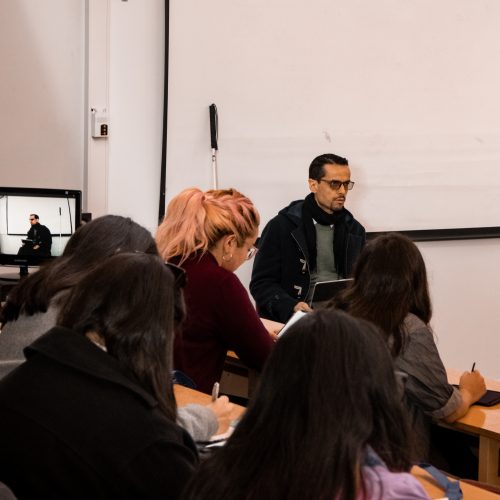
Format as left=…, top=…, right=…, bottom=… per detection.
left=402, top=314, right=438, bottom=354
left=404, top=313, right=430, bottom=335
left=362, top=465, right=429, bottom=499
left=186, top=255, right=243, bottom=291
left=362, top=450, right=429, bottom=499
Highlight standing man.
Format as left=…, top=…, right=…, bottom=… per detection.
left=250, top=153, right=365, bottom=323
left=18, top=214, right=52, bottom=256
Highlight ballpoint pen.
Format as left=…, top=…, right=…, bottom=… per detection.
left=211, top=381, right=220, bottom=402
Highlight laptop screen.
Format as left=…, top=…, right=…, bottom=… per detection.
left=309, top=278, right=353, bottom=307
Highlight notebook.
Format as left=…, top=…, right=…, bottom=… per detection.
left=452, top=385, right=500, bottom=407
left=476, top=390, right=500, bottom=407
left=277, top=310, right=308, bottom=338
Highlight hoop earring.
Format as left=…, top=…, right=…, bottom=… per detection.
left=222, top=253, right=233, bottom=262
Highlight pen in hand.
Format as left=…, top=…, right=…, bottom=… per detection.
left=211, top=382, right=220, bottom=402
left=471, top=362, right=476, bottom=372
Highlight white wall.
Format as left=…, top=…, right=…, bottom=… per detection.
left=167, top=0, right=500, bottom=379
left=107, top=0, right=164, bottom=232
left=0, top=0, right=84, bottom=190
left=419, top=239, right=500, bottom=379
left=166, top=0, right=500, bottom=232
left=0, top=0, right=164, bottom=230
left=86, top=0, right=165, bottom=233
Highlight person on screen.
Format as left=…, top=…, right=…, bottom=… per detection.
left=329, top=233, right=486, bottom=461
left=18, top=214, right=52, bottom=256
left=250, top=153, right=365, bottom=323
left=0, top=253, right=198, bottom=499
left=156, top=188, right=275, bottom=395
left=184, top=309, right=429, bottom=500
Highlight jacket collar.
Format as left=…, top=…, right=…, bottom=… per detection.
left=24, top=326, right=159, bottom=408
left=280, top=198, right=355, bottom=226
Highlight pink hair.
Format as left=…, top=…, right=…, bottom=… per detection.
left=156, top=188, right=260, bottom=263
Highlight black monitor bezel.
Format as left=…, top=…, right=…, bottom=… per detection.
left=0, top=186, right=82, bottom=268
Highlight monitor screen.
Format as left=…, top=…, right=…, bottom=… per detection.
left=0, top=187, right=82, bottom=271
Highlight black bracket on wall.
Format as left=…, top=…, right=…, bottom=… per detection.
left=367, top=227, right=500, bottom=242
left=159, top=0, right=170, bottom=224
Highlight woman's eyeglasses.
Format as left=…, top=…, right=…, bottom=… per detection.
left=164, top=262, right=187, bottom=288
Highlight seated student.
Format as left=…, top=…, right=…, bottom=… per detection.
left=1, top=215, right=157, bottom=362
left=0, top=253, right=198, bottom=499
left=330, top=233, right=486, bottom=460
left=184, top=309, right=429, bottom=500
left=156, top=188, right=275, bottom=394
left=0, top=215, right=231, bottom=441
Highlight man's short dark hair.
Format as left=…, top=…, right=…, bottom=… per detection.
left=309, top=153, right=349, bottom=181
left=30, top=214, right=39, bottom=220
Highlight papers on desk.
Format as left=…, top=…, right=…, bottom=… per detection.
left=207, top=420, right=237, bottom=446
left=277, top=310, right=308, bottom=338
left=196, top=418, right=239, bottom=454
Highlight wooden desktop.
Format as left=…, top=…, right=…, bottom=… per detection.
left=445, top=369, right=500, bottom=486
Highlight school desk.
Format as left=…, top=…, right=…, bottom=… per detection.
left=174, top=384, right=499, bottom=498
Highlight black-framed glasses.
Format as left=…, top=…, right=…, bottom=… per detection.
left=247, top=246, right=258, bottom=260
left=164, top=262, right=187, bottom=288
left=318, top=179, right=355, bottom=191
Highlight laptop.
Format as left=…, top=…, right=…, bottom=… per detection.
left=277, top=278, right=354, bottom=339
left=309, top=278, right=353, bottom=308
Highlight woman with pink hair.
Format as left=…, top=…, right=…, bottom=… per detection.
left=156, top=188, right=274, bottom=394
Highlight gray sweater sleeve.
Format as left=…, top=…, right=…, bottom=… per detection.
left=0, top=306, right=60, bottom=363
left=396, top=314, right=462, bottom=420
left=176, top=404, right=218, bottom=442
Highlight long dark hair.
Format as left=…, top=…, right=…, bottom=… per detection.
left=332, top=233, right=432, bottom=356
left=57, top=252, right=182, bottom=422
left=184, top=309, right=413, bottom=500
left=0, top=215, right=157, bottom=325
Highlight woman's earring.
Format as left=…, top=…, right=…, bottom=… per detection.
left=222, top=253, right=233, bottom=262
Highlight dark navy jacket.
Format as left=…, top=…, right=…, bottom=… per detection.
left=0, top=327, right=197, bottom=500
left=250, top=200, right=365, bottom=323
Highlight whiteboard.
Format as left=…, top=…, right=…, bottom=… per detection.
left=166, top=0, right=500, bottom=232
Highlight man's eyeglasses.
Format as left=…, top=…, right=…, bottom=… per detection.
left=247, top=246, right=258, bottom=260
left=164, top=262, right=187, bottom=288
left=318, top=179, right=355, bottom=191
left=29, top=218, right=35, bottom=221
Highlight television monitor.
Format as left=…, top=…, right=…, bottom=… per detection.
left=0, top=187, right=82, bottom=279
